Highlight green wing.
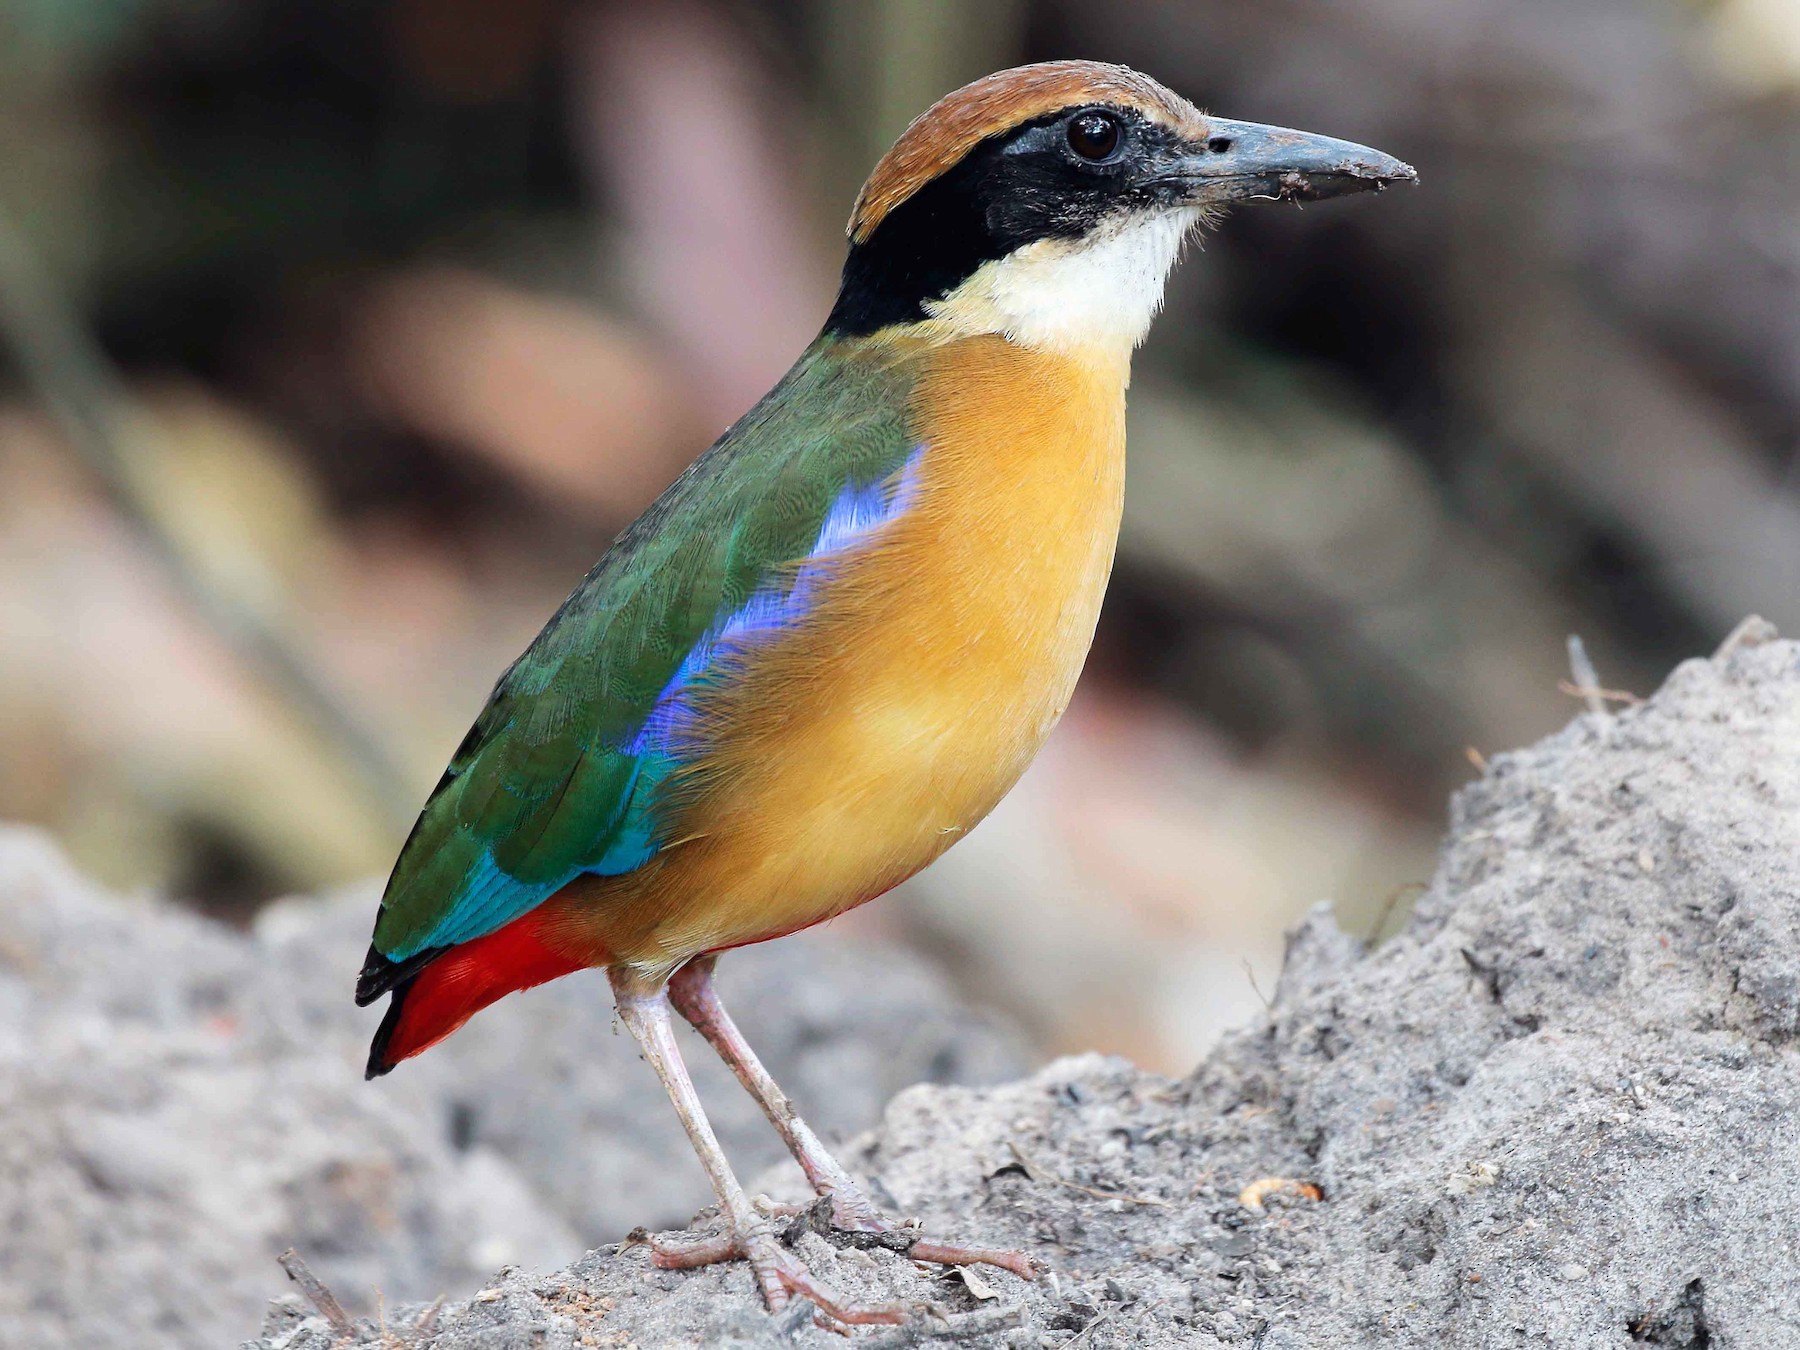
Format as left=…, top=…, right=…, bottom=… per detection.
left=359, top=339, right=919, bottom=983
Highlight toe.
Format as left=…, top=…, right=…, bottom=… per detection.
left=644, top=1209, right=1008, bottom=1324
left=774, top=1265, right=908, bottom=1327
left=748, top=1233, right=908, bottom=1326
left=648, top=1231, right=740, bottom=1270
left=905, top=1240, right=1036, bottom=1280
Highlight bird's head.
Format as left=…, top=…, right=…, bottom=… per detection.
left=826, top=61, right=1415, bottom=355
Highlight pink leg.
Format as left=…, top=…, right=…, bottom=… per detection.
left=666, top=956, right=1035, bottom=1281
left=609, top=971, right=907, bottom=1325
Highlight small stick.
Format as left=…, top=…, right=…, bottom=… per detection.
left=1071, top=1297, right=1164, bottom=1349
left=1565, top=636, right=1607, bottom=716
left=1557, top=680, right=1641, bottom=707
left=413, top=1294, right=445, bottom=1336
left=1713, top=614, right=1775, bottom=658
left=278, top=1248, right=356, bottom=1340
left=1063, top=1306, right=1118, bottom=1348
left=1007, top=1142, right=1170, bottom=1208
left=859, top=1302, right=1023, bottom=1348
left=1366, top=881, right=1426, bottom=947
left=1241, top=957, right=1271, bottom=1010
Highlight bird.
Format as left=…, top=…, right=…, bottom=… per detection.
left=355, top=60, right=1413, bottom=1323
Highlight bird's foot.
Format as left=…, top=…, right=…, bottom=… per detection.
left=648, top=1215, right=910, bottom=1327
left=772, top=1190, right=1038, bottom=1281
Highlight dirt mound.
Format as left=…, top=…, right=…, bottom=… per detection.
left=248, top=624, right=1800, bottom=1347
left=0, top=834, right=1024, bottom=1350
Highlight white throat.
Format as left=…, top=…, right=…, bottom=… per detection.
left=924, top=207, right=1199, bottom=355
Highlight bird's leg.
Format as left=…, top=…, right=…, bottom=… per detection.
left=666, top=956, right=1035, bottom=1281
left=609, top=970, right=906, bottom=1325
left=667, top=955, right=878, bottom=1227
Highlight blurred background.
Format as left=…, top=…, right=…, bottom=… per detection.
left=1, top=0, right=1797, bottom=1076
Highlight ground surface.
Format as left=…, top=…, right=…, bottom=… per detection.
left=242, top=623, right=1800, bottom=1348
left=0, top=829, right=1026, bottom=1350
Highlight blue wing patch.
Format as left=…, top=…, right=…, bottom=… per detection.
left=387, top=446, right=926, bottom=958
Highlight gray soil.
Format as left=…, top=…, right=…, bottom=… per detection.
left=0, top=829, right=1025, bottom=1349
left=8, top=625, right=1799, bottom=1349
left=246, top=622, right=1800, bottom=1348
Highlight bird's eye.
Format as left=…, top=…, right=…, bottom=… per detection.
left=1066, top=111, right=1122, bottom=162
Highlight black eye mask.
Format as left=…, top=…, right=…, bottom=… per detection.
left=827, top=106, right=1169, bottom=338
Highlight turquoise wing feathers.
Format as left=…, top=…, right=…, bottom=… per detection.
left=362, top=340, right=922, bottom=975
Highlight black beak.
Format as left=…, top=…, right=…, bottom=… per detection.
left=1157, top=117, right=1416, bottom=205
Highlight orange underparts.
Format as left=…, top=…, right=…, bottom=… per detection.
left=370, top=910, right=591, bottom=1074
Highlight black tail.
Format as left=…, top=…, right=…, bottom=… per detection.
left=354, top=942, right=440, bottom=1006
left=364, top=979, right=416, bottom=1080
left=358, top=943, right=445, bottom=1080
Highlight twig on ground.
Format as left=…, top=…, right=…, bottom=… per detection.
left=1566, top=634, right=1603, bottom=715
left=413, top=1294, right=445, bottom=1337
left=1714, top=614, right=1776, bottom=657
left=1070, top=1296, right=1165, bottom=1348
left=1063, top=1305, right=1118, bottom=1348
left=1007, top=1142, right=1170, bottom=1208
left=1558, top=681, right=1641, bottom=707
left=1366, top=881, right=1427, bottom=946
left=1564, top=636, right=1638, bottom=713
left=278, top=1248, right=355, bottom=1340
left=1241, top=957, right=1272, bottom=1010
left=859, top=1301, right=1023, bottom=1347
